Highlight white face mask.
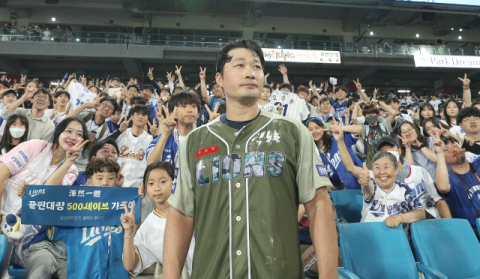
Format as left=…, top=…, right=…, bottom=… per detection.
left=9, top=127, right=26, bottom=139
left=387, top=150, right=400, bottom=163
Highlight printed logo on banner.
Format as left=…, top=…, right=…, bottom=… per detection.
left=316, top=165, right=328, bottom=177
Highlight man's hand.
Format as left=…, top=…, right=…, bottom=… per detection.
left=330, top=118, right=344, bottom=141
left=278, top=64, right=288, bottom=76
left=358, top=162, right=370, bottom=187
left=20, top=74, right=26, bottom=85
left=119, top=116, right=132, bottom=133
left=199, top=67, right=206, bottom=80
left=162, top=105, right=177, bottom=135
left=458, top=73, right=471, bottom=89
left=147, top=67, right=154, bottom=80
left=166, top=72, right=175, bottom=83
left=175, top=65, right=183, bottom=77
left=205, top=102, right=220, bottom=122
left=432, top=134, right=446, bottom=153
left=353, top=78, right=362, bottom=92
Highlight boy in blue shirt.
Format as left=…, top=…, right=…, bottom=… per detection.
left=48, top=158, right=130, bottom=279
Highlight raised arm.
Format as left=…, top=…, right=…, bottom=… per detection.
left=278, top=64, right=290, bottom=84
left=378, top=100, right=397, bottom=124
left=459, top=73, right=471, bottom=107
left=358, top=162, right=374, bottom=200
left=199, top=67, right=211, bottom=105
left=121, top=200, right=140, bottom=271
left=342, top=124, right=363, bottom=135
left=66, top=96, right=98, bottom=118
left=353, top=78, right=370, bottom=103
left=5, top=89, right=33, bottom=111
left=433, top=135, right=450, bottom=194
left=175, top=65, right=185, bottom=89
left=146, top=106, right=177, bottom=166
left=44, top=140, right=88, bottom=186
left=351, top=101, right=365, bottom=126
left=330, top=120, right=364, bottom=177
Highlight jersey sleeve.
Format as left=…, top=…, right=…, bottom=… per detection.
left=421, top=167, right=442, bottom=203
left=296, top=124, right=334, bottom=204
left=167, top=135, right=195, bottom=217
left=146, top=135, right=160, bottom=161
left=0, top=140, right=48, bottom=176
left=343, top=132, right=358, bottom=147
left=129, top=223, right=161, bottom=276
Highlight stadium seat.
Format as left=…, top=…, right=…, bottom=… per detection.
left=411, top=219, right=480, bottom=279
left=0, top=234, right=7, bottom=275
left=339, top=222, right=447, bottom=279
left=477, top=218, right=480, bottom=237
left=331, top=190, right=363, bottom=224
left=8, top=265, right=25, bottom=279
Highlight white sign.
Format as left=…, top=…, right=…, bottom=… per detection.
left=414, top=54, right=480, bottom=68
left=329, top=77, right=337, bottom=86
left=68, top=82, right=98, bottom=110
left=262, top=48, right=341, bottom=64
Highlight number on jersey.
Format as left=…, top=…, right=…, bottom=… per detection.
left=274, top=102, right=288, bottom=116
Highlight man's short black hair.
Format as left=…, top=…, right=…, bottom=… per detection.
left=155, top=78, right=165, bottom=84
left=111, top=77, right=121, bottom=82
left=131, top=104, right=150, bottom=116
left=320, top=97, right=333, bottom=105
left=217, top=102, right=226, bottom=115
left=210, top=80, right=219, bottom=89
left=215, top=38, right=265, bottom=75
left=131, top=96, right=146, bottom=106
left=127, top=85, right=140, bottom=93
left=86, top=158, right=120, bottom=179
left=441, top=136, right=460, bottom=146
left=54, top=90, right=71, bottom=100
left=263, top=84, right=272, bottom=94
left=33, top=88, right=54, bottom=105
left=386, top=97, right=400, bottom=105
left=141, top=84, right=154, bottom=93
left=0, top=80, right=9, bottom=88
left=167, top=90, right=201, bottom=114
left=89, top=138, right=119, bottom=162
left=457, top=106, right=480, bottom=124
left=278, top=83, right=292, bottom=91
left=99, top=97, right=119, bottom=113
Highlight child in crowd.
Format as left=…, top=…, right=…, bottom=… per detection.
left=258, top=84, right=277, bottom=113
left=108, top=105, right=153, bottom=188
left=146, top=90, right=200, bottom=168
left=0, top=114, right=29, bottom=156
left=18, top=158, right=130, bottom=279
left=0, top=89, right=18, bottom=134
left=122, top=161, right=194, bottom=278
left=45, top=90, right=72, bottom=126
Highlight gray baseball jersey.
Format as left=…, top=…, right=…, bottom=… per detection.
left=168, top=109, right=333, bottom=279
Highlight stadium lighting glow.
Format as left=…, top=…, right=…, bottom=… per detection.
left=51, top=82, right=59, bottom=86
left=50, top=38, right=54, bottom=41
left=277, top=46, right=281, bottom=49
left=451, top=27, right=454, bottom=30
left=459, top=28, right=463, bottom=32
left=398, top=90, right=410, bottom=93
left=369, top=31, right=374, bottom=35
left=458, top=36, right=462, bottom=39
left=51, top=17, right=56, bottom=22
left=416, top=34, right=420, bottom=38
left=76, top=38, right=80, bottom=42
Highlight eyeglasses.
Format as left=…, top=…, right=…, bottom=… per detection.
left=401, top=128, right=414, bottom=135
left=462, top=117, right=480, bottom=123
left=34, top=95, right=49, bottom=100
left=100, top=103, right=114, bottom=111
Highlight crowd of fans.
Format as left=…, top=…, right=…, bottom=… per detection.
left=0, top=37, right=478, bottom=278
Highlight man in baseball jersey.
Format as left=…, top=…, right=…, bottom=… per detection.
left=163, top=39, right=338, bottom=278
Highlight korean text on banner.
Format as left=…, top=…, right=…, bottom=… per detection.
left=22, top=185, right=140, bottom=227
left=262, top=48, right=341, bottom=64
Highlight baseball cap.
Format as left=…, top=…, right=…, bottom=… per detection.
left=376, top=136, right=399, bottom=151
left=325, top=113, right=339, bottom=122
left=2, top=89, right=17, bottom=98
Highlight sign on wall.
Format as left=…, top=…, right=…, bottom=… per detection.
left=262, top=48, right=341, bottom=64
left=414, top=54, right=480, bottom=68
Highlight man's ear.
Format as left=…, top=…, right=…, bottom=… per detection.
left=215, top=72, right=223, bottom=88
left=86, top=179, right=91, bottom=186
left=459, top=123, right=463, bottom=130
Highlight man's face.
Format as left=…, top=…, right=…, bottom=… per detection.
left=211, top=83, right=224, bottom=99
left=55, top=93, right=69, bottom=106
left=260, top=87, right=271, bottom=101
left=460, top=115, right=480, bottom=135
left=141, top=89, right=152, bottom=100
left=112, top=80, right=120, bottom=88
left=216, top=48, right=263, bottom=103
left=160, top=90, right=170, bottom=99
left=336, top=89, right=346, bottom=101
left=32, top=93, right=50, bottom=111
left=156, top=81, right=164, bottom=89
left=312, top=98, right=319, bottom=107
left=389, top=102, right=400, bottom=111
left=444, top=141, right=466, bottom=166
left=132, top=112, right=148, bottom=127
left=127, top=87, right=138, bottom=99
left=175, top=103, right=199, bottom=125
left=2, top=93, right=17, bottom=105
left=109, top=110, right=121, bottom=124
left=97, top=101, right=115, bottom=118
left=94, top=143, right=119, bottom=161
left=298, top=90, right=309, bottom=101
left=320, top=100, right=331, bottom=114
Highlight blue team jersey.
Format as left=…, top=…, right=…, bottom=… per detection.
left=146, top=128, right=179, bottom=170
left=325, top=133, right=362, bottom=190
left=208, top=96, right=224, bottom=111
left=444, top=157, right=480, bottom=227
left=105, top=120, right=118, bottom=134
left=197, top=100, right=210, bottom=127
left=331, top=99, right=348, bottom=123
left=74, top=171, right=88, bottom=186
left=146, top=104, right=157, bottom=124
left=318, top=151, right=343, bottom=189
left=48, top=225, right=129, bottom=279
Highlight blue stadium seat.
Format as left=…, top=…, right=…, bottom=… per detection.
left=0, top=234, right=7, bottom=275
left=8, top=265, right=25, bottom=279
left=411, top=219, right=480, bottom=279
left=477, top=218, right=479, bottom=237
left=339, top=222, right=447, bottom=279
left=331, top=190, right=363, bottom=224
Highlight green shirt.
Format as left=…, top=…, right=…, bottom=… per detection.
left=168, top=110, right=333, bottom=279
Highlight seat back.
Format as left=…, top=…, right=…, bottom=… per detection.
left=331, top=190, right=363, bottom=223
left=411, top=219, right=480, bottom=279
left=0, top=234, right=8, bottom=275
left=477, top=218, right=480, bottom=237
left=339, top=222, right=419, bottom=279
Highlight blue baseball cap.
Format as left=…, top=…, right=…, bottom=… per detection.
left=325, top=113, right=340, bottom=122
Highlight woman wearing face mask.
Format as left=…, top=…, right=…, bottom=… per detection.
left=397, top=122, right=438, bottom=179
left=306, top=117, right=363, bottom=190
left=0, top=114, right=29, bottom=156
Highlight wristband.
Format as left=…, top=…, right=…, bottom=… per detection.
left=419, top=144, right=426, bottom=150
left=124, top=234, right=135, bottom=239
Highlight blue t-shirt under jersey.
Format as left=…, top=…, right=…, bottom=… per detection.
left=444, top=157, right=480, bottom=227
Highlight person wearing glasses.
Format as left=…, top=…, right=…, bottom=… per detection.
left=67, top=96, right=119, bottom=171
left=2, top=88, right=55, bottom=142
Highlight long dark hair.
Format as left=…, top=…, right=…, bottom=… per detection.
left=307, top=119, right=332, bottom=153
left=398, top=121, right=428, bottom=155
left=52, top=117, right=89, bottom=155
left=0, top=114, right=29, bottom=153
left=422, top=117, right=450, bottom=137
left=419, top=102, right=435, bottom=126
left=444, top=100, right=462, bottom=126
